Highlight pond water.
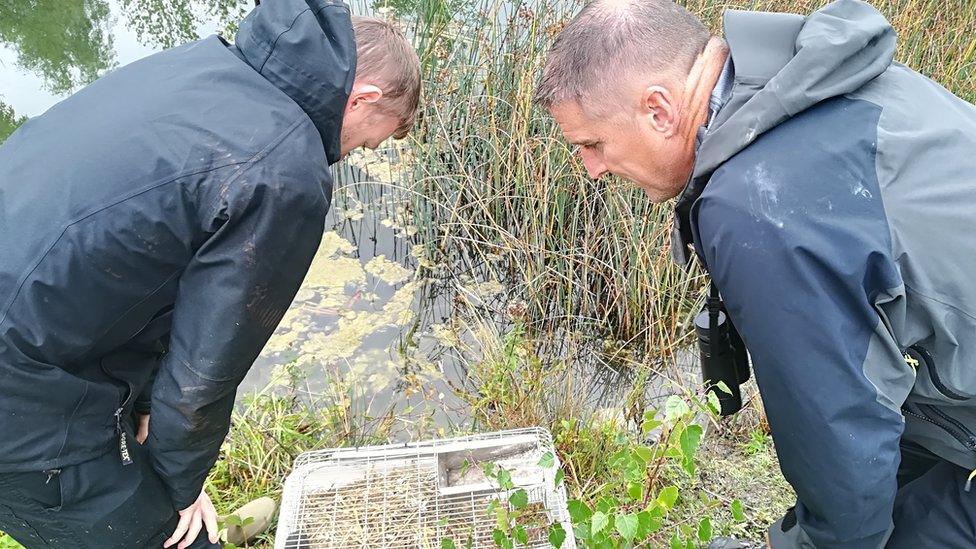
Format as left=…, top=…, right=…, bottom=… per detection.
left=1, top=0, right=699, bottom=432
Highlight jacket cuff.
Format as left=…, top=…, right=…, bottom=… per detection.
left=768, top=508, right=817, bottom=549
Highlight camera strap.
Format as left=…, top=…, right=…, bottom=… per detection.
left=707, top=281, right=722, bottom=360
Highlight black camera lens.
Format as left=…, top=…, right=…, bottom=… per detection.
left=695, top=309, right=744, bottom=416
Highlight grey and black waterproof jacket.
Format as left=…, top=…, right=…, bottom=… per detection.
left=674, top=0, right=976, bottom=546
left=0, top=0, right=354, bottom=509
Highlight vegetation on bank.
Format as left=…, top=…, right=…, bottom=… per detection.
left=206, top=325, right=791, bottom=548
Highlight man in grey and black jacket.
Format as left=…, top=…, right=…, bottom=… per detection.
left=537, top=0, right=975, bottom=546
left=0, top=1, right=420, bottom=547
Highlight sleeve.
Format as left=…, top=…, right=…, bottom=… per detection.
left=694, top=164, right=915, bottom=548
left=146, top=152, right=329, bottom=509
left=133, top=368, right=155, bottom=415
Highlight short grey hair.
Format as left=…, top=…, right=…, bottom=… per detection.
left=534, top=0, right=711, bottom=111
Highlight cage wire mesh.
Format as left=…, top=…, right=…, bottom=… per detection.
left=275, top=427, right=575, bottom=548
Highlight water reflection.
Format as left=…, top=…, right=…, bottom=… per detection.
left=241, top=145, right=458, bottom=419
left=0, top=0, right=114, bottom=93
left=118, top=0, right=249, bottom=48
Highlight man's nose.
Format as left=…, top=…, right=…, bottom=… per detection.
left=580, top=150, right=608, bottom=180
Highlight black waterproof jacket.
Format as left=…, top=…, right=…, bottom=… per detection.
left=0, top=0, right=354, bottom=509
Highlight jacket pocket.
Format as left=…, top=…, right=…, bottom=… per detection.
left=902, top=402, right=976, bottom=454
left=99, top=356, right=139, bottom=466
left=907, top=345, right=968, bottom=401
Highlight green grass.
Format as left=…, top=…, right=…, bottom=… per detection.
left=202, top=323, right=792, bottom=548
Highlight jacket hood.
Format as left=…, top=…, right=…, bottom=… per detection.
left=673, top=0, right=896, bottom=264
left=698, top=0, right=895, bottom=175
left=235, top=0, right=356, bottom=164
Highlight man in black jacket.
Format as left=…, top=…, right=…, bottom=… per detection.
left=0, top=1, right=420, bottom=547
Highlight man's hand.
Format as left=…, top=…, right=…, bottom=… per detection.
left=163, top=490, right=219, bottom=549
left=136, top=413, right=150, bottom=444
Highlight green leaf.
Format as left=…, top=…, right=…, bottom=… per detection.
left=496, top=468, right=514, bottom=490
left=568, top=500, right=592, bottom=523
left=609, top=449, right=631, bottom=468
left=656, top=486, right=679, bottom=511
left=626, top=481, right=643, bottom=501
left=679, top=424, right=704, bottom=476
left=715, top=381, right=733, bottom=395
left=623, top=463, right=644, bottom=483
left=641, top=410, right=662, bottom=436
left=482, top=462, right=496, bottom=477
left=664, top=395, right=690, bottom=422
left=680, top=425, right=703, bottom=460
left=697, top=518, right=712, bottom=542
left=669, top=532, right=683, bottom=549
left=596, top=496, right=618, bottom=513
left=494, top=505, right=509, bottom=532
left=731, top=499, right=746, bottom=521
left=512, top=526, right=528, bottom=545
left=636, top=509, right=661, bottom=538
left=633, top=446, right=653, bottom=464
left=441, top=538, right=457, bottom=549
left=573, top=523, right=591, bottom=541
left=549, top=523, right=567, bottom=548
left=554, top=469, right=565, bottom=487
left=492, top=529, right=513, bottom=549
left=224, top=515, right=241, bottom=527
left=509, top=489, right=528, bottom=510
left=591, top=511, right=610, bottom=534
left=706, top=390, right=722, bottom=416
left=538, top=451, right=555, bottom=469
left=615, top=513, right=639, bottom=540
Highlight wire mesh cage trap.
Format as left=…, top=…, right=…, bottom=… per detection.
left=275, top=427, right=576, bottom=548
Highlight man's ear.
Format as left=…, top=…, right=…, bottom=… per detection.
left=348, top=83, right=384, bottom=112
left=640, top=85, right=679, bottom=137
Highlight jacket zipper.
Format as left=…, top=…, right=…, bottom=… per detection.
left=908, top=345, right=967, bottom=401
left=901, top=404, right=976, bottom=452
left=100, top=359, right=135, bottom=466
left=902, top=403, right=976, bottom=491
left=114, top=407, right=133, bottom=466
left=920, top=403, right=976, bottom=448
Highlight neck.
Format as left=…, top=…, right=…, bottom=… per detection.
left=677, top=37, right=730, bottom=147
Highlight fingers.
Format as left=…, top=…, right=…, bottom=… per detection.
left=163, top=508, right=192, bottom=548
left=136, top=414, right=150, bottom=444
left=178, top=509, right=202, bottom=549
left=201, top=495, right=220, bottom=544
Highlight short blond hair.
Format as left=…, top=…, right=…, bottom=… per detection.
left=352, top=16, right=421, bottom=138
